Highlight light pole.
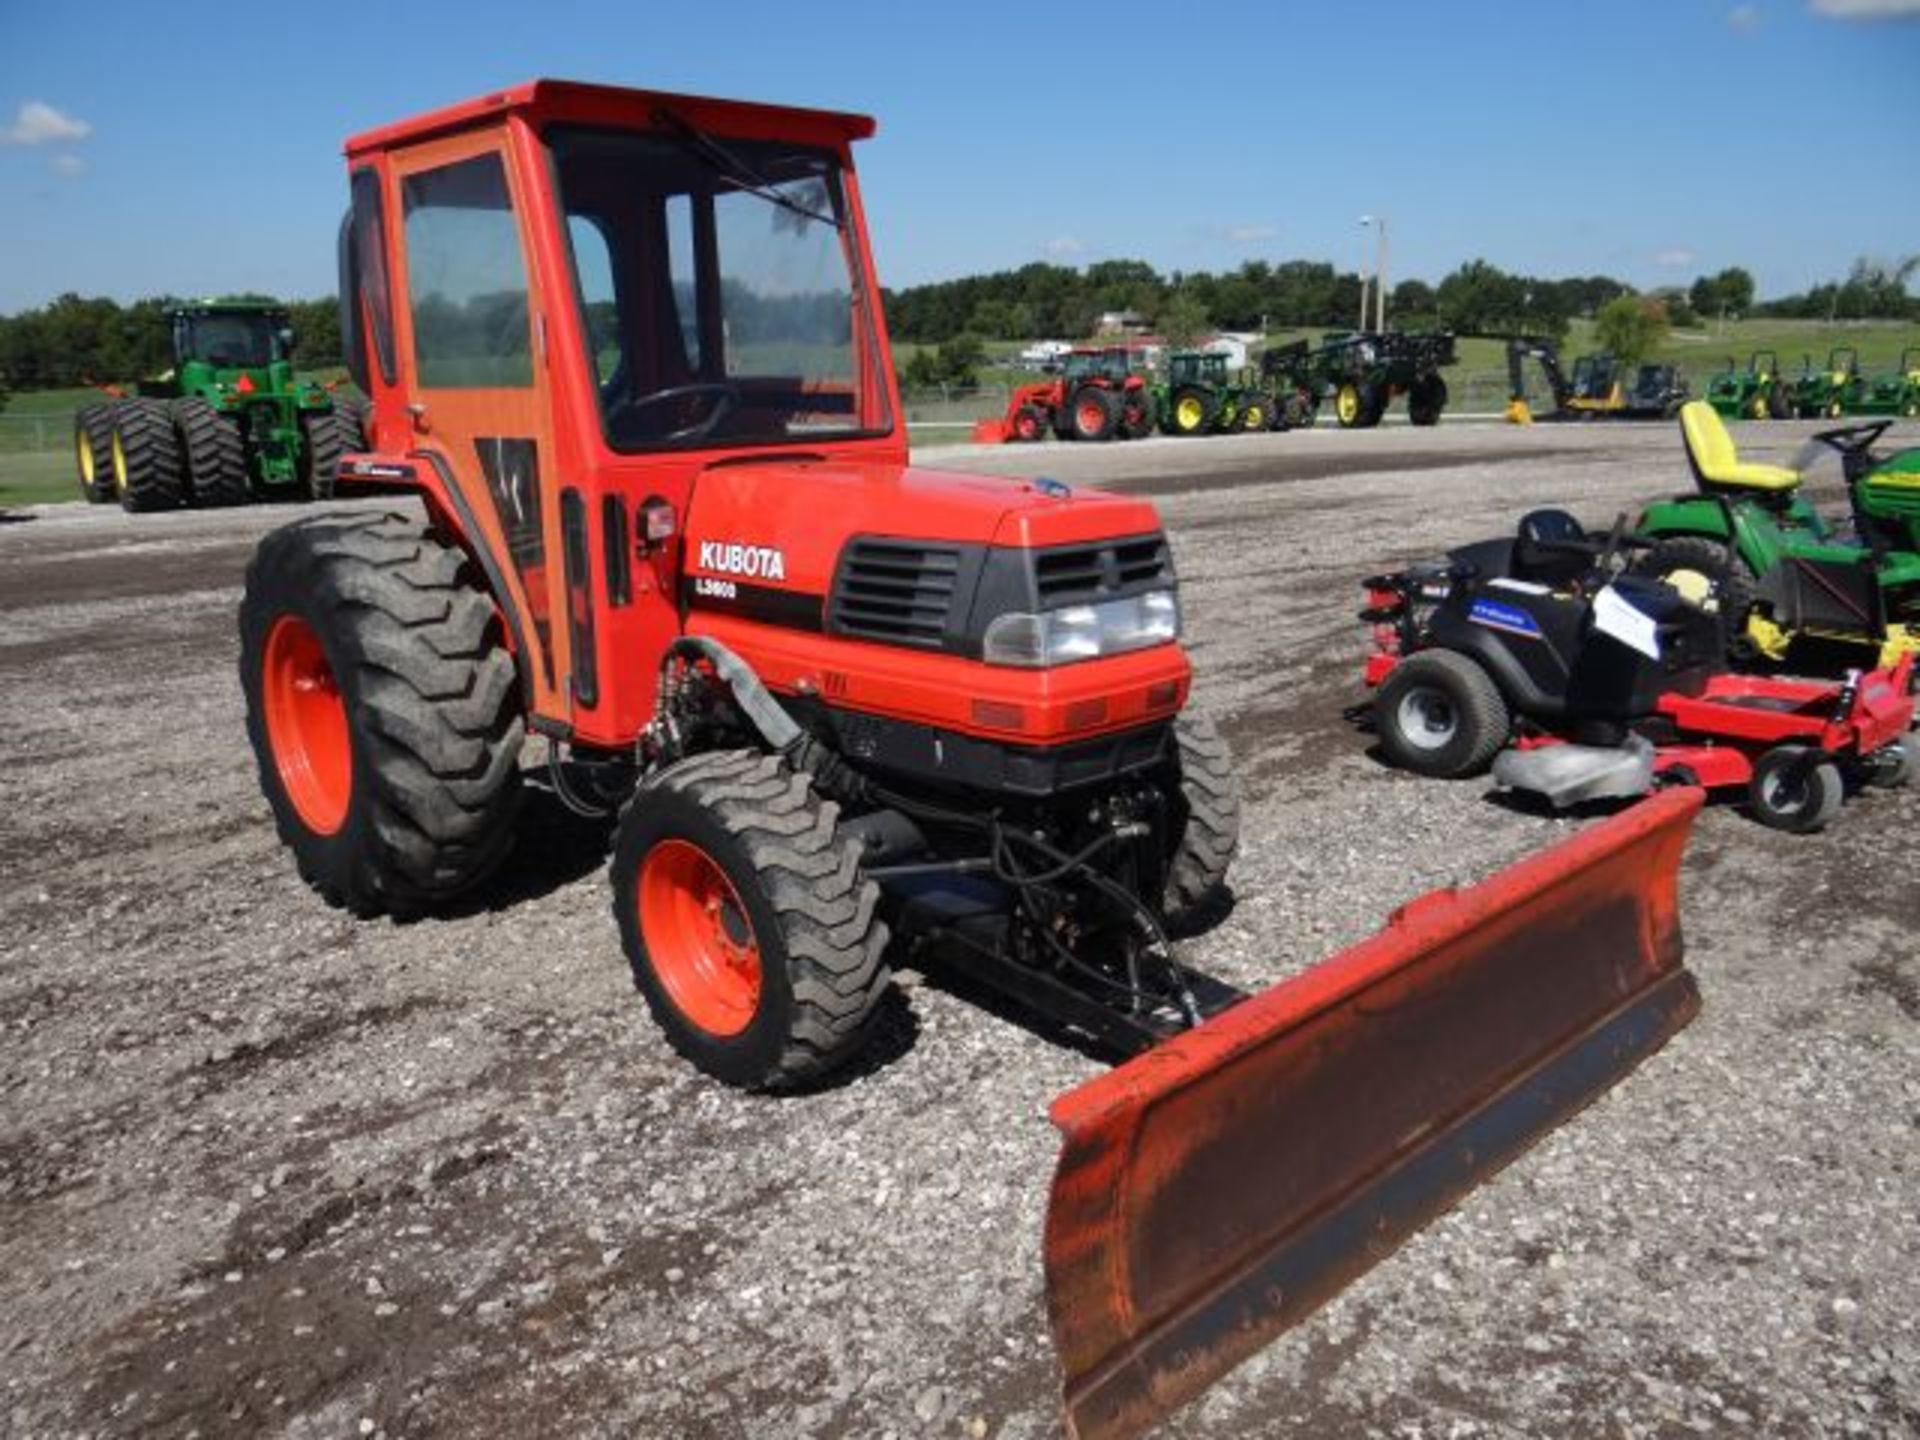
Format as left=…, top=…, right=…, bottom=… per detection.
left=1356, top=217, right=1371, bottom=332
left=1360, top=214, right=1390, bottom=332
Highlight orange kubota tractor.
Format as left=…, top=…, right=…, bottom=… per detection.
left=974, top=346, right=1156, bottom=443
left=240, top=80, right=1703, bottom=1440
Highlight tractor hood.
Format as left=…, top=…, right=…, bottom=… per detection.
left=683, top=457, right=1168, bottom=599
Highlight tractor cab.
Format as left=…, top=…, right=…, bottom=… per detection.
left=1166, top=351, right=1229, bottom=388
left=172, top=305, right=293, bottom=373
left=1061, top=346, right=1138, bottom=385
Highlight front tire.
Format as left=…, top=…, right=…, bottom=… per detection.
left=612, top=751, right=891, bottom=1090
left=1069, top=386, right=1119, bottom=442
left=174, top=397, right=251, bottom=507
left=239, top=512, right=525, bottom=916
left=1168, top=386, right=1212, bottom=436
left=1748, top=746, right=1844, bottom=833
left=75, top=403, right=117, bottom=503
left=300, top=409, right=349, bottom=499
left=1376, top=650, right=1511, bottom=778
left=1161, top=711, right=1240, bottom=931
left=110, top=398, right=185, bottom=512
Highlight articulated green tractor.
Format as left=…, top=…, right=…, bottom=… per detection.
left=73, top=302, right=366, bottom=512
left=1788, top=347, right=1865, bottom=420
left=1851, top=346, right=1920, bottom=418
left=1153, top=350, right=1268, bottom=436
left=1633, top=401, right=1920, bottom=671
left=1703, top=349, right=1791, bottom=422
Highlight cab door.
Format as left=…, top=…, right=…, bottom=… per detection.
left=386, top=129, right=571, bottom=724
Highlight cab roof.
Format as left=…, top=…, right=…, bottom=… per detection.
left=344, top=79, right=878, bottom=159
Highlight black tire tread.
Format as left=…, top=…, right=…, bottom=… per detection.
left=1379, top=650, right=1511, bottom=778
left=302, top=409, right=349, bottom=500
left=112, top=398, right=184, bottom=512
left=1635, top=535, right=1757, bottom=654
left=75, top=403, right=116, bottom=503
left=622, top=750, right=890, bottom=1087
left=174, top=397, right=251, bottom=507
left=1163, top=711, right=1241, bottom=926
left=241, top=511, right=524, bottom=915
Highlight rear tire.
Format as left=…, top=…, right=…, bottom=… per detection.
left=1633, top=535, right=1756, bottom=654
left=1237, top=395, right=1268, bottom=432
left=612, top=750, right=891, bottom=1090
left=1748, top=746, right=1844, bottom=833
left=75, top=403, right=117, bottom=504
left=333, top=394, right=371, bottom=450
left=1162, top=711, right=1240, bottom=931
left=1408, top=376, right=1447, bottom=426
left=1069, top=386, right=1119, bottom=442
left=174, top=397, right=251, bottom=507
left=110, top=398, right=185, bottom=512
left=1120, top=388, right=1156, bottom=439
left=1376, top=650, right=1511, bottom=778
left=1168, top=385, right=1212, bottom=436
left=299, top=409, right=348, bottom=500
left=239, top=512, right=525, bottom=916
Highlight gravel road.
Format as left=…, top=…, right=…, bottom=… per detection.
left=2, top=421, right=1915, bottom=1439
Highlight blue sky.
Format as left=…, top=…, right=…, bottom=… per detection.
left=1, top=0, right=1915, bottom=312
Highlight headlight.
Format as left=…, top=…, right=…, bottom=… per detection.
left=981, top=589, right=1180, bottom=667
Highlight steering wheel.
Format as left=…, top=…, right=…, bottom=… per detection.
left=614, top=382, right=742, bottom=442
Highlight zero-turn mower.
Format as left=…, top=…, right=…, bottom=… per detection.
left=973, top=346, right=1154, bottom=443
left=240, top=79, right=1706, bottom=1439
left=1362, top=510, right=1914, bottom=831
left=1634, top=402, right=1920, bottom=670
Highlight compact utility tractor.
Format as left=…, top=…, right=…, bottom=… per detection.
left=240, top=81, right=1705, bottom=1439
left=1153, top=349, right=1265, bottom=436
left=1852, top=346, right=1920, bottom=418
left=1634, top=402, right=1920, bottom=670
left=1362, top=511, right=1913, bottom=832
left=74, top=302, right=366, bottom=512
left=1705, top=349, right=1792, bottom=421
left=975, top=346, right=1154, bottom=443
left=1790, top=347, right=1865, bottom=420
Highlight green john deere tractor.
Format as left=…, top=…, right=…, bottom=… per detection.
left=1703, top=349, right=1792, bottom=422
left=1788, top=347, right=1865, bottom=420
left=1154, top=350, right=1267, bottom=436
left=1851, top=346, right=1920, bottom=418
left=1633, top=401, right=1920, bottom=671
left=74, top=302, right=367, bottom=512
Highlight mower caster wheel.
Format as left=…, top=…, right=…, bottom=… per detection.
left=1162, top=711, right=1241, bottom=932
left=612, top=751, right=891, bottom=1091
left=1376, top=650, right=1511, bottom=779
left=1864, top=740, right=1912, bottom=790
left=1748, top=745, right=1844, bottom=833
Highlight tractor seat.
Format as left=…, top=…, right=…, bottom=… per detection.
left=1679, top=400, right=1799, bottom=494
left=1511, top=508, right=1596, bottom=588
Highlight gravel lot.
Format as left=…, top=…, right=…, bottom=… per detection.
left=2, top=421, right=1915, bottom=1439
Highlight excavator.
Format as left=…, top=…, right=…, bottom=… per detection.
left=1505, top=337, right=1689, bottom=423
left=239, top=79, right=1706, bottom=1439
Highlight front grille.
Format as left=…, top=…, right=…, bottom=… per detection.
left=828, top=539, right=964, bottom=647
left=1033, top=535, right=1172, bottom=606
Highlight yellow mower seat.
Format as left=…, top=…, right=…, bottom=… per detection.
left=1679, top=400, right=1799, bottom=493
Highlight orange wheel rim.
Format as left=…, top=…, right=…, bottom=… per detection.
left=262, top=614, right=351, bottom=835
left=640, top=838, right=762, bottom=1036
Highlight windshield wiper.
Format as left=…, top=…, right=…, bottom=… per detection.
left=652, top=108, right=843, bottom=231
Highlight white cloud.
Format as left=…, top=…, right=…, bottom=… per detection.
left=1043, top=235, right=1084, bottom=257
left=1654, top=248, right=1697, bottom=268
left=1225, top=224, right=1278, bottom=243
left=1727, top=3, right=1761, bottom=29
left=48, top=152, right=86, bottom=178
left=1810, top=0, right=1920, bottom=16
left=0, top=100, right=92, bottom=146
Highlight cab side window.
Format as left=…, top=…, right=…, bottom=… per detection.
left=402, top=154, right=533, bottom=388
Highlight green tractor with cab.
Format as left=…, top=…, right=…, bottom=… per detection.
left=1703, top=349, right=1792, bottom=422
left=1788, top=347, right=1865, bottom=420
left=1633, top=400, right=1920, bottom=671
left=1850, top=346, right=1920, bottom=418
left=74, top=301, right=367, bottom=512
left=1154, top=350, right=1268, bottom=436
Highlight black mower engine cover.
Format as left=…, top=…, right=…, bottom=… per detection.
left=1421, top=566, right=1721, bottom=727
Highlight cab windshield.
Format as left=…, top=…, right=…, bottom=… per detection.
left=549, top=124, right=892, bottom=450
left=179, top=313, right=284, bottom=369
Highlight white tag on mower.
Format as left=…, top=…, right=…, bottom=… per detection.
left=1489, top=578, right=1552, bottom=596
left=1592, top=583, right=1662, bottom=660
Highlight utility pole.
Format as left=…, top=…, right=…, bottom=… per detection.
left=1361, top=215, right=1389, bottom=332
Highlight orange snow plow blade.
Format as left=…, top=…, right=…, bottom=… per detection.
left=1045, top=786, right=1703, bottom=1440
